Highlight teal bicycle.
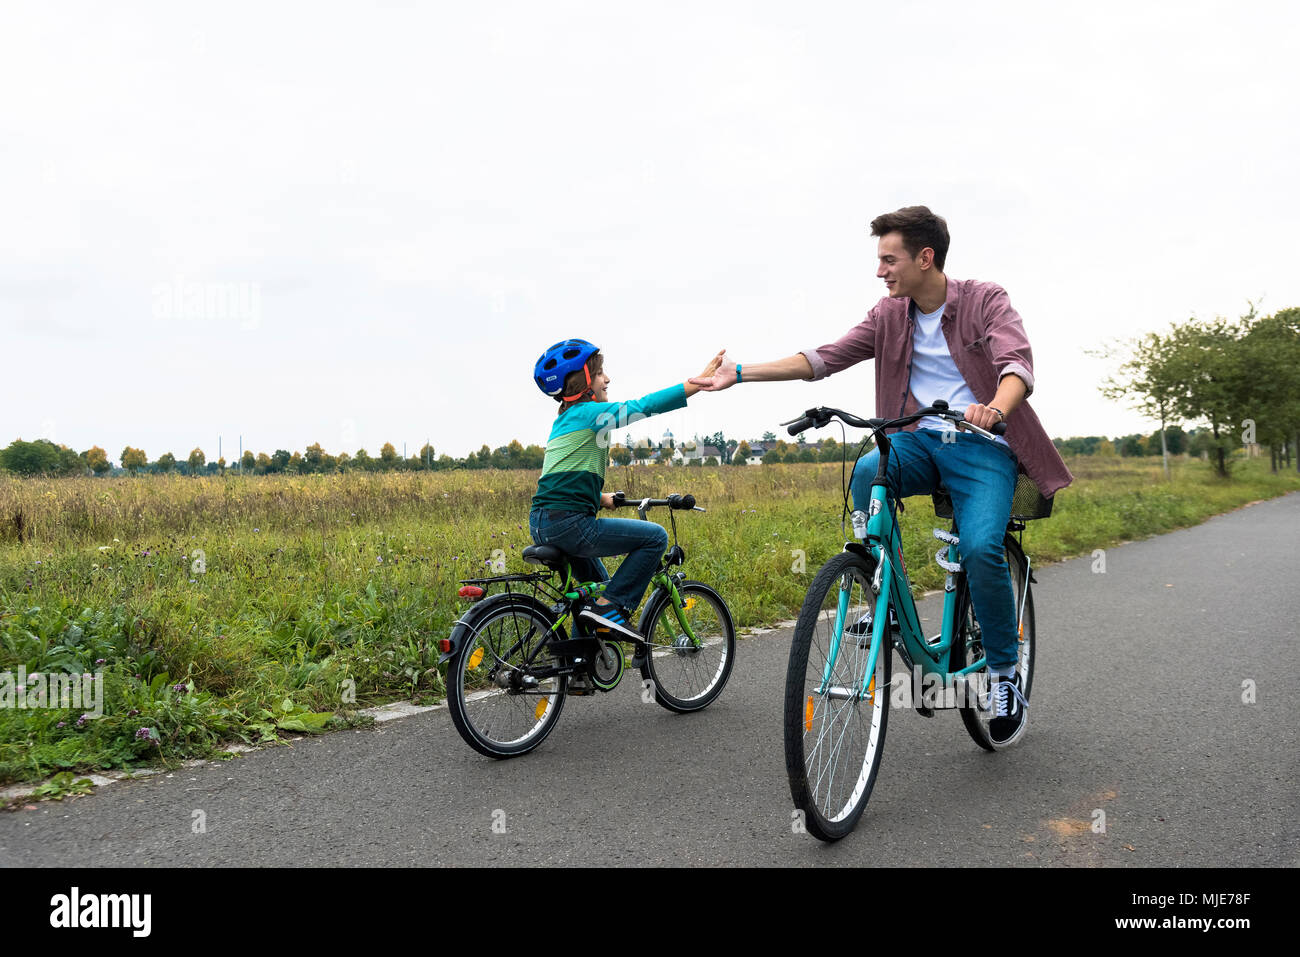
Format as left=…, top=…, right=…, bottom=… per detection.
left=440, top=492, right=735, bottom=758
left=781, top=402, right=1048, bottom=841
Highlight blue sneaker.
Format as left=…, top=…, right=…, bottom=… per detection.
left=579, top=602, right=641, bottom=643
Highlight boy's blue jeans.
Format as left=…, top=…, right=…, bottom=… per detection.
left=849, top=429, right=1021, bottom=672
left=528, top=508, right=667, bottom=613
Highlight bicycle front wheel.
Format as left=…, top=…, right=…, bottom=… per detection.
left=638, top=581, right=735, bottom=713
left=446, top=597, right=567, bottom=759
left=784, top=550, right=891, bottom=842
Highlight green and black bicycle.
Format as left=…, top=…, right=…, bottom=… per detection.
left=440, top=492, right=735, bottom=758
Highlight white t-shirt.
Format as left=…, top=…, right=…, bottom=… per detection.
left=908, top=302, right=1009, bottom=447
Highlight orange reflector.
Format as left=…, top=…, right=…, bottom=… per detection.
left=805, top=696, right=814, bottom=732
left=867, top=673, right=876, bottom=705
left=1018, top=620, right=1024, bottom=642
left=535, top=700, right=548, bottom=721
left=458, top=585, right=485, bottom=600
left=439, top=638, right=451, bottom=653
left=467, top=647, right=484, bottom=669
left=683, top=597, right=695, bottom=611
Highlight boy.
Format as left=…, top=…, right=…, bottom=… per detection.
left=530, top=339, right=723, bottom=639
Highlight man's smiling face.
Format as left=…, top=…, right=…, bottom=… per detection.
left=876, top=231, right=926, bottom=299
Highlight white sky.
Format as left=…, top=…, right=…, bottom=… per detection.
left=4, top=1, right=1298, bottom=463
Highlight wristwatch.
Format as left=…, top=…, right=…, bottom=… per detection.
left=988, top=406, right=1006, bottom=422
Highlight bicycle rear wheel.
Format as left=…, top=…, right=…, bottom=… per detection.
left=784, top=550, right=891, bottom=841
left=446, top=596, right=567, bottom=759
left=953, top=536, right=1035, bottom=751
left=638, top=581, right=735, bottom=713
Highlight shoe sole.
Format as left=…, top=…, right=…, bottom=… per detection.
left=578, top=608, right=644, bottom=644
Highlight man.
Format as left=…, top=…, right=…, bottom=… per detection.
left=691, top=206, right=1072, bottom=746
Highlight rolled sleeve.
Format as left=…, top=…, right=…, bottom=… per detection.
left=982, top=286, right=1036, bottom=398
left=801, top=347, right=829, bottom=380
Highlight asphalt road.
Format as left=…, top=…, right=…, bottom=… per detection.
left=3, top=493, right=1297, bottom=867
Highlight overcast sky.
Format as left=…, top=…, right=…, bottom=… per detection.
left=4, top=1, right=1298, bottom=463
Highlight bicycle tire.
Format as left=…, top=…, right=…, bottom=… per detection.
left=637, top=581, right=735, bottom=713
left=446, top=595, right=567, bottom=758
left=784, top=550, right=891, bottom=841
left=953, top=535, right=1035, bottom=751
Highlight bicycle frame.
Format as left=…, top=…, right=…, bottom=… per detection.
left=821, top=450, right=990, bottom=701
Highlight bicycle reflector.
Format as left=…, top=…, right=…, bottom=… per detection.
left=458, top=585, right=485, bottom=600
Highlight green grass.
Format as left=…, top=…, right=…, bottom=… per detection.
left=1, top=454, right=1296, bottom=785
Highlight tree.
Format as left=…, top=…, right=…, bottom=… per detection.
left=188, top=448, right=206, bottom=473
left=763, top=447, right=783, bottom=464
left=240, top=450, right=255, bottom=473
left=121, top=446, right=148, bottom=474
left=304, top=442, right=326, bottom=472
left=271, top=449, right=291, bottom=473
left=2, top=439, right=82, bottom=476
left=419, top=443, right=435, bottom=469
left=255, top=452, right=272, bottom=474
left=762, top=431, right=777, bottom=443
left=287, top=451, right=304, bottom=473
left=733, top=440, right=752, bottom=464
left=84, top=446, right=111, bottom=475
left=380, top=443, right=398, bottom=468
left=609, top=446, right=632, bottom=466
left=156, top=452, right=177, bottom=473
left=819, top=437, right=840, bottom=462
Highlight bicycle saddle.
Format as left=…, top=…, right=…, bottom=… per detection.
left=522, top=545, right=568, bottom=570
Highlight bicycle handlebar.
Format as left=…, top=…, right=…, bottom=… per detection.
left=608, top=491, right=704, bottom=512
left=782, top=400, right=1007, bottom=442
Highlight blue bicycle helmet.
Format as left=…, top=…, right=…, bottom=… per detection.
left=534, top=338, right=600, bottom=402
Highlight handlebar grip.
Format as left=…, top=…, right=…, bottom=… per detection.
left=611, top=491, right=627, bottom=506
left=991, top=421, right=1007, bottom=436
left=675, top=494, right=696, bottom=510
left=787, top=417, right=812, bottom=436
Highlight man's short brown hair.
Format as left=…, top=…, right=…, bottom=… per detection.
left=870, top=206, right=950, bottom=272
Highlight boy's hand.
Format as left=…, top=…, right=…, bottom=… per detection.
left=600, top=492, right=617, bottom=509
left=689, top=351, right=736, bottom=392
left=698, top=349, right=726, bottom=379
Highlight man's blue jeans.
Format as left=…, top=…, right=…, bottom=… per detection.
left=849, top=429, right=1021, bottom=671
left=528, top=508, right=668, bottom=613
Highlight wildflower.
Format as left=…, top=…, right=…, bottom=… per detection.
left=128, top=709, right=140, bottom=717
left=135, top=727, right=157, bottom=741
left=254, top=528, right=260, bottom=533
left=56, top=721, right=66, bottom=728
left=95, top=658, right=106, bottom=665
left=173, top=683, right=188, bottom=694
left=76, top=714, right=88, bottom=727
left=377, top=556, right=383, bottom=564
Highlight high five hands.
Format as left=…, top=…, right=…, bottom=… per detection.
left=689, top=351, right=736, bottom=392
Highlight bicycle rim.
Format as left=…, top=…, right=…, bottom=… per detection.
left=448, top=600, right=566, bottom=758
left=784, top=551, right=890, bottom=841
left=641, top=582, right=735, bottom=713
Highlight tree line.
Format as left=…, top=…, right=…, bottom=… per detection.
left=1096, top=305, right=1300, bottom=476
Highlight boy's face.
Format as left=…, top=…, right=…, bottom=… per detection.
left=591, top=368, right=610, bottom=401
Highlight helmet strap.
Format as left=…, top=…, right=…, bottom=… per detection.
left=559, top=364, right=594, bottom=404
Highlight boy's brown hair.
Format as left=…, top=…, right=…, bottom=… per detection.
left=557, top=352, right=603, bottom=415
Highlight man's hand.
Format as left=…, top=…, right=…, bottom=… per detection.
left=600, top=492, right=617, bottom=509
left=689, top=352, right=737, bottom=392
left=963, top=403, right=1004, bottom=432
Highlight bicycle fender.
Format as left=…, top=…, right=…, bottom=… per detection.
left=438, top=592, right=557, bottom=665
